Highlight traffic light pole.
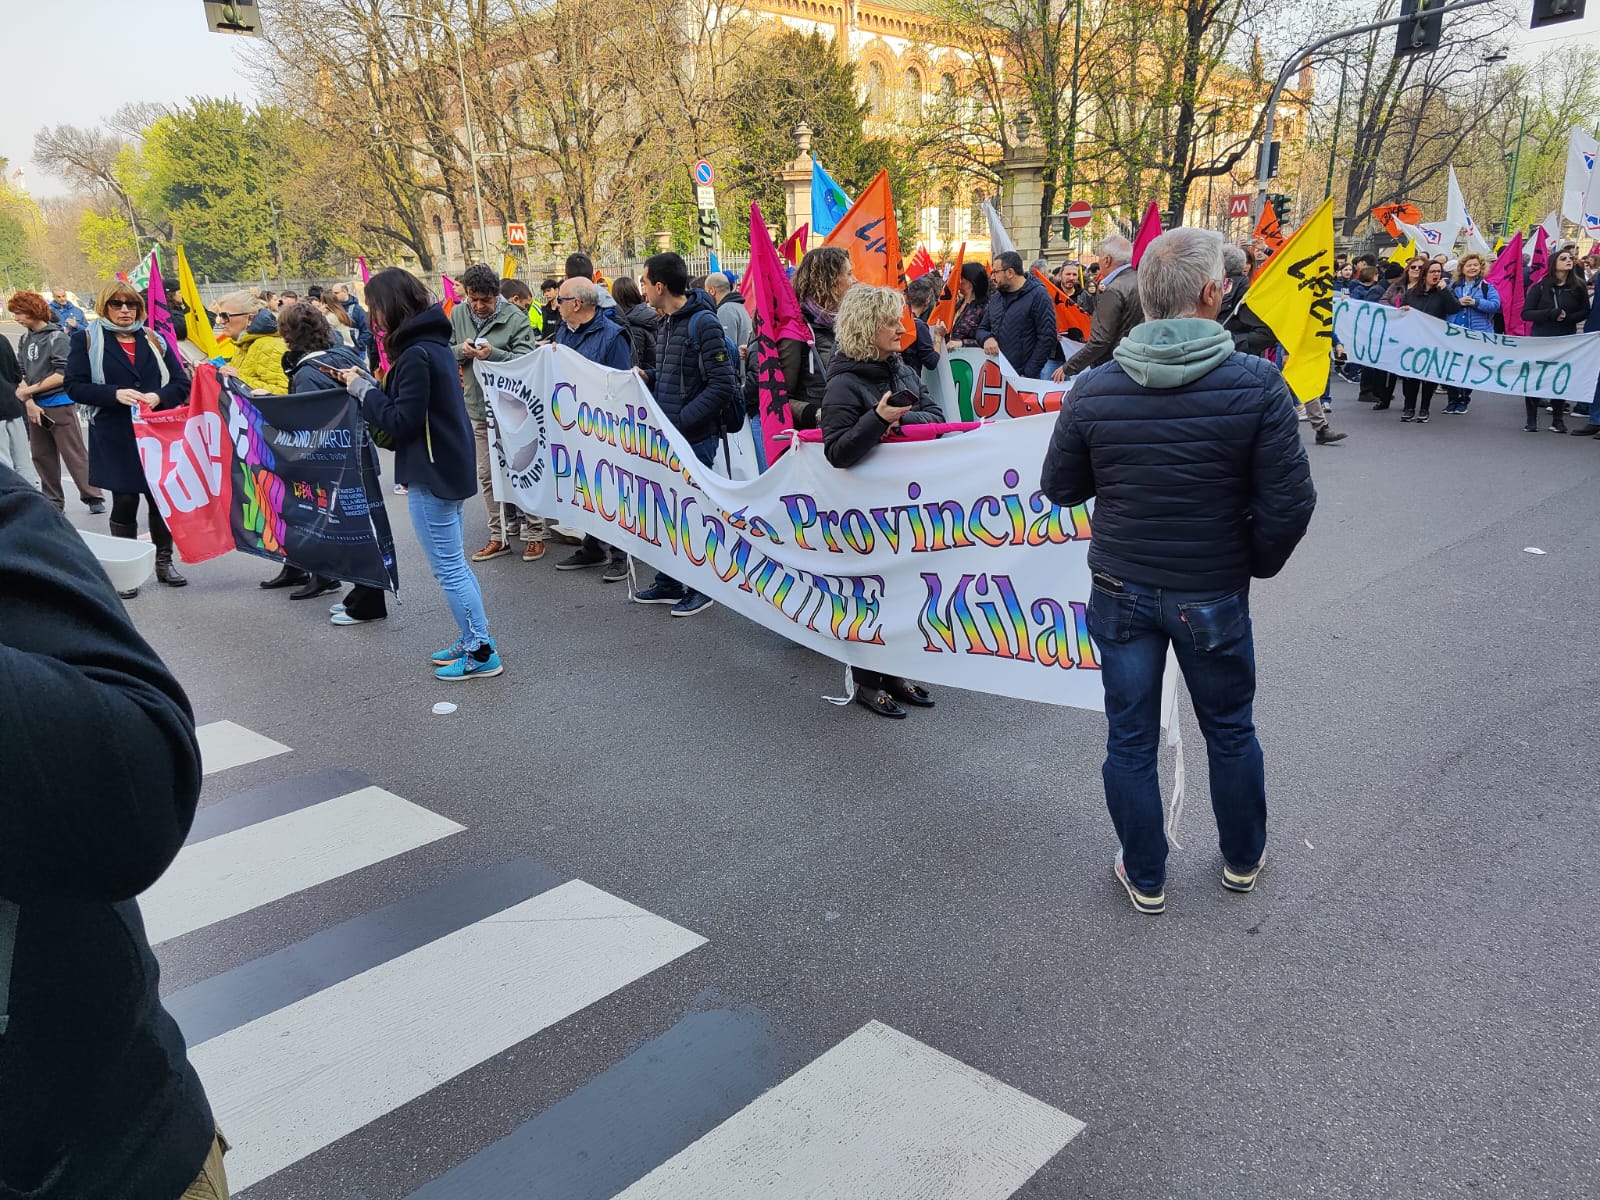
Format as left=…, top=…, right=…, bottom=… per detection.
left=1252, top=0, right=1497, bottom=224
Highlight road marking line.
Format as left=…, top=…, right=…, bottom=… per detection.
left=613, top=1020, right=1084, bottom=1200
left=196, top=719, right=290, bottom=775
left=190, top=880, right=707, bottom=1191
left=140, top=786, right=463, bottom=944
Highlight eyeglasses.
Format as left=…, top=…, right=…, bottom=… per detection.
left=555, top=295, right=580, bottom=305
left=215, top=311, right=249, bottom=320
left=106, top=299, right=140, bottom=310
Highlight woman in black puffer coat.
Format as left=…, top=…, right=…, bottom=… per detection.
left=1521, top=249, right=1591, bottom=433
left=778, top=245, right=854, bottom=431
left=1396, top=259, right=1460, bottom=423
left=820, top=284, right=943, bottom=720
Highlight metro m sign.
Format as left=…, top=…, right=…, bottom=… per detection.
left=1227, top=194, right=1251, bottom=220
left=507, top=223, right=528, bottom=247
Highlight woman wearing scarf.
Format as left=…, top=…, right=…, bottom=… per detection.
left=778, top=245, right=854, bottom=431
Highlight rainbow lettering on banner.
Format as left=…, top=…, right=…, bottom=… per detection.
left=226, top=390, right=288, bottom=551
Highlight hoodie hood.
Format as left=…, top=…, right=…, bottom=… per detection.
left=245, top=308, right=279, bottom=337
left=385, top=303, right=454, bottom=356
left=667, top=288, right=718, bottom=327
left=1111, top=317, right=1235, bottom=389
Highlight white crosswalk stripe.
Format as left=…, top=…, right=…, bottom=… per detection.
left=140, top=785, right=464, bottom=945
left=613, top=1020, right=1083, bottom=1200
left=195, top=719, right=291, bottom=775
left=190, top=880, right=707, bottom=1191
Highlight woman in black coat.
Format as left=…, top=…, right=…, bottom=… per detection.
left=778, top=245, right=854, bottom=431
left=63, top=280, right=192, bottom=596
left=334, top=269, right=502, bottom=681
left=1396, top=259, right=1460, bottom=423
left=1520, top=249, right=1591, bottom=433
left=819, top=284, right=943, bottom=719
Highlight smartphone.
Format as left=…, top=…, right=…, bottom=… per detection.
left=312, top=362, right=347, bottom=381
left=37, top=412, right=56, bottom=429
left=887, top=389, right=919, bottom=410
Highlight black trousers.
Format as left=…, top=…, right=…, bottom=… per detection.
left=1401, top=377, right=1437, bottom=416
left=110, top=490, right=171, bottom=547
left=1360, top=367, right=1394, bottom=401
left=1526, top=397, right=1566, bottom=428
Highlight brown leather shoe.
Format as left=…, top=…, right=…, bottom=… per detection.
left=522, top=540, right=546, bottom=561
left=470, top=540, right=513, bottom=562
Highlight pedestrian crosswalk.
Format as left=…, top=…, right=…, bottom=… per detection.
left=153, top=720, right=1084, bottom=1197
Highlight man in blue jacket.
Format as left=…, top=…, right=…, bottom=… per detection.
left=332, top=282, right=376, bottom=369
left=1041, top=227, right=1316, bottom=917
left=552, top=277, right=634, bottom=581
left=48, top=290, right=86, bottom=331
left=977, top=251, right=1058, bottom=379
left=632, top=251, right=738, bottom=618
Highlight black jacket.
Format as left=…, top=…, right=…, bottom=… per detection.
left=621, top=303, right=658, bottom=372
left=0, top=336, right=20, bottom=421
left=1224, top=301, right=1276, bottom=357
left=286, top=343, right=366, bottom=396
left=976, top=275, right=1058, bottom=378
left=64, top=328, right=192, bottom=495
left=647, top=289, right=739, bottom=444
left=903, top=318, right=941, bottom=373
left=777, top=301, right=839, bottom=431
left=1401, top=283, right=1461, bottom=323
left=1041, top=351, right=1315, bottom=592
left=821, top=352, right=943, bottom=469
left=359, top=305, right=476, bottom=500
left=1522, top=274, right=1591, bottom=337
left=0, top=467, right=213, bottom=1200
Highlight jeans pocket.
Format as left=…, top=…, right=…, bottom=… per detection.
left=1178, top=590, right=1248, bottom=653
left=1086, top=584, right=1137, bottom=645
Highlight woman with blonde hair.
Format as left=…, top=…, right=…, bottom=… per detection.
left=820, top=284, right=942, bottom=717
left=1442, top=252, right=1501, bottom=414
left=214, top=291, right=289, bottom=393
left=321, top=295, right=357, bottom=346
left=63, top=279, right=192, bottom=596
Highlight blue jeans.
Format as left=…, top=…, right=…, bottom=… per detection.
left=747, top=412, right=768, bottom=473
left=1085, top=578, right=1266, bottom=893
left=408, top=485, right=491, bottom=650
left=653, top=436, right=720, bottom=595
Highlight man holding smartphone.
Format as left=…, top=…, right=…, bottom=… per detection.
left=1041, top=228, right=1315, bottom=916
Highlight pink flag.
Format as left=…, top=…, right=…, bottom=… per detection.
left=795, top=420, right=981, bottom=444
left=1487, top=233, right=1527, bottom=336
left=358, top=256, right=391, bottom=373
left=145, top=253, right=184, bottom=363
left=1131, top=202, right=1163, bottom=268
left=745, top=203, right=813, bottom=465
left=442, top=274, right=461, bottom=316
left=1529, top=225, right=1550, bottom=285
left=778, top=224, right=808, bottom=267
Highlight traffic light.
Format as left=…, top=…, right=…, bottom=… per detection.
left=1531, top=0, right=1585, bottom=25
left=697, top=208, right=717, bottom=249
left=1258, top=139, right=1281, bottom=181
left=1395, top=0, right=1443, bottom=56
left=1274, top=194, right=1294, bottom=225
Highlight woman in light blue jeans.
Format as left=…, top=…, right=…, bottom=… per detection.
left=338, top=268, right=503, bottom=681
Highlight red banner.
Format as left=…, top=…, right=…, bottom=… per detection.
left=132, top=365, right=235, bottom=563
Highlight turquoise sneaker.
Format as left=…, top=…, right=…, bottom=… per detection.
left=430, top=639, right=467, bottom=666
left=434, top=644, right=503, bottom=681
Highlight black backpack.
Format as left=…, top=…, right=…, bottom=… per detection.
left=686, top=309, right=745, bottom=434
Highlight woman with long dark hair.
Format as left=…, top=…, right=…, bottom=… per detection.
left=946, top=261, right=991, bottom=347
left=1521, top=248, right=1591, bottom=433
left=611, top=275, right=657, bottom=373
left=775, top=245, right=854, bottom=432
left=1396, top=260, right=1459, bottom=423
left=63, top=279, right=192, bottom=598
left=333, top=269, right=502, bottom=679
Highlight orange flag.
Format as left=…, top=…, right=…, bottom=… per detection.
left=823, top=168, right=915, bottom=347
left=929, top=243, right=966, bottom=333
left=1371, top=202, right=1422, bottom=240
left=1033, top=270, right=1091, bottom=340
left=1255, top=202, right=1285, bottom=253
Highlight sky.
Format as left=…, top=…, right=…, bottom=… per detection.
left=5, top=1, right=1600, bottom=197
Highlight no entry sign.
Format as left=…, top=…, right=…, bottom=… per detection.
left=1066, top=200, right=1093, bottom=229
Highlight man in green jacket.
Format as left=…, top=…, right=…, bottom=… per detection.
left=452, top=263, right=542, bottom=562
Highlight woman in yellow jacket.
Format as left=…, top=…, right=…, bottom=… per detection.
left=214, top=291, right=289, bottom=393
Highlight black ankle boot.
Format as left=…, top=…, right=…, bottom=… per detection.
left=261, top=564, right=310, bottom=590
left=154, top=546, right=187, bottom=587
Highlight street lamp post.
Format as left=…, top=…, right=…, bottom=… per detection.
left=396, top=12, right=490, bottom=265
left=1503, top=96, right=1530, bottom=236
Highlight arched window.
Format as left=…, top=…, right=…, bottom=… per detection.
left=865, top=62, right=888, bottom=116
left=939, top=73, right=957, bottom=105
left=904, top=69, right=923, bottom=118
left=939, top=187, right=955, bottom=240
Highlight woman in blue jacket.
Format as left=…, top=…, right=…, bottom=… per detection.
left=335, top=269, right=503, bottom=681
left=1442, top=253, right=1501, bottom=414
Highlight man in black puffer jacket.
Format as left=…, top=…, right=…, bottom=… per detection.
left=1041, top=227, right=1315, bottom=918
left=977, top=251, right=1059, bottom=378
left=0, top=464, right=227, bottom=1198
left=633, top=251, right=739, bottom=616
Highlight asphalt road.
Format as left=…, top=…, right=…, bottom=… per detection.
left=42, top=359, right=1600, bottom=1197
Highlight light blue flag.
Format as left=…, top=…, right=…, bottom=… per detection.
left=811, top=160, right=852, bottom=238
left=709, top=251, right=722, bottom=276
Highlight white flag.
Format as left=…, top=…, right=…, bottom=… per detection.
left=1447, top=168, right=1491, bottom=256
left=1396, top=217, right=1459, bottom=256
left=1563, top=128, right=1598, bottom=225
left=1526, top=210, right=1562, bottom=261
left=982, top=199, right=1015, bottom=255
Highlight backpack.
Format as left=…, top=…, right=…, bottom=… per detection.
left=686, top=309, right=745, bottom=434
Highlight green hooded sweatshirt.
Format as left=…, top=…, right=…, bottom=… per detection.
left=1110, top=317, right=1236, bottom=389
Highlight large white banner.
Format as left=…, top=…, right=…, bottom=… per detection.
left=480, top=346, right=1104, bottom=710
left=1333, top=296, right=1600, bottom=402
left=927, top=347, right=1074, bottom=422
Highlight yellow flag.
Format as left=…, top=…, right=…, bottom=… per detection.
left=501, top=252, right=518, bottom=280
left=1246, top=193, right=1335, bottom=403
left=1387, top=239, right=1416, bottom=266
left=1492, top=237, right=1506, bottom=254
left=175, top=244, right=225, bottom=360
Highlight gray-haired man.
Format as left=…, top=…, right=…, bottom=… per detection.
left=1041, top=227, right=1316, bottom=915
left=1055, top=235, right=1143, bottom=380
